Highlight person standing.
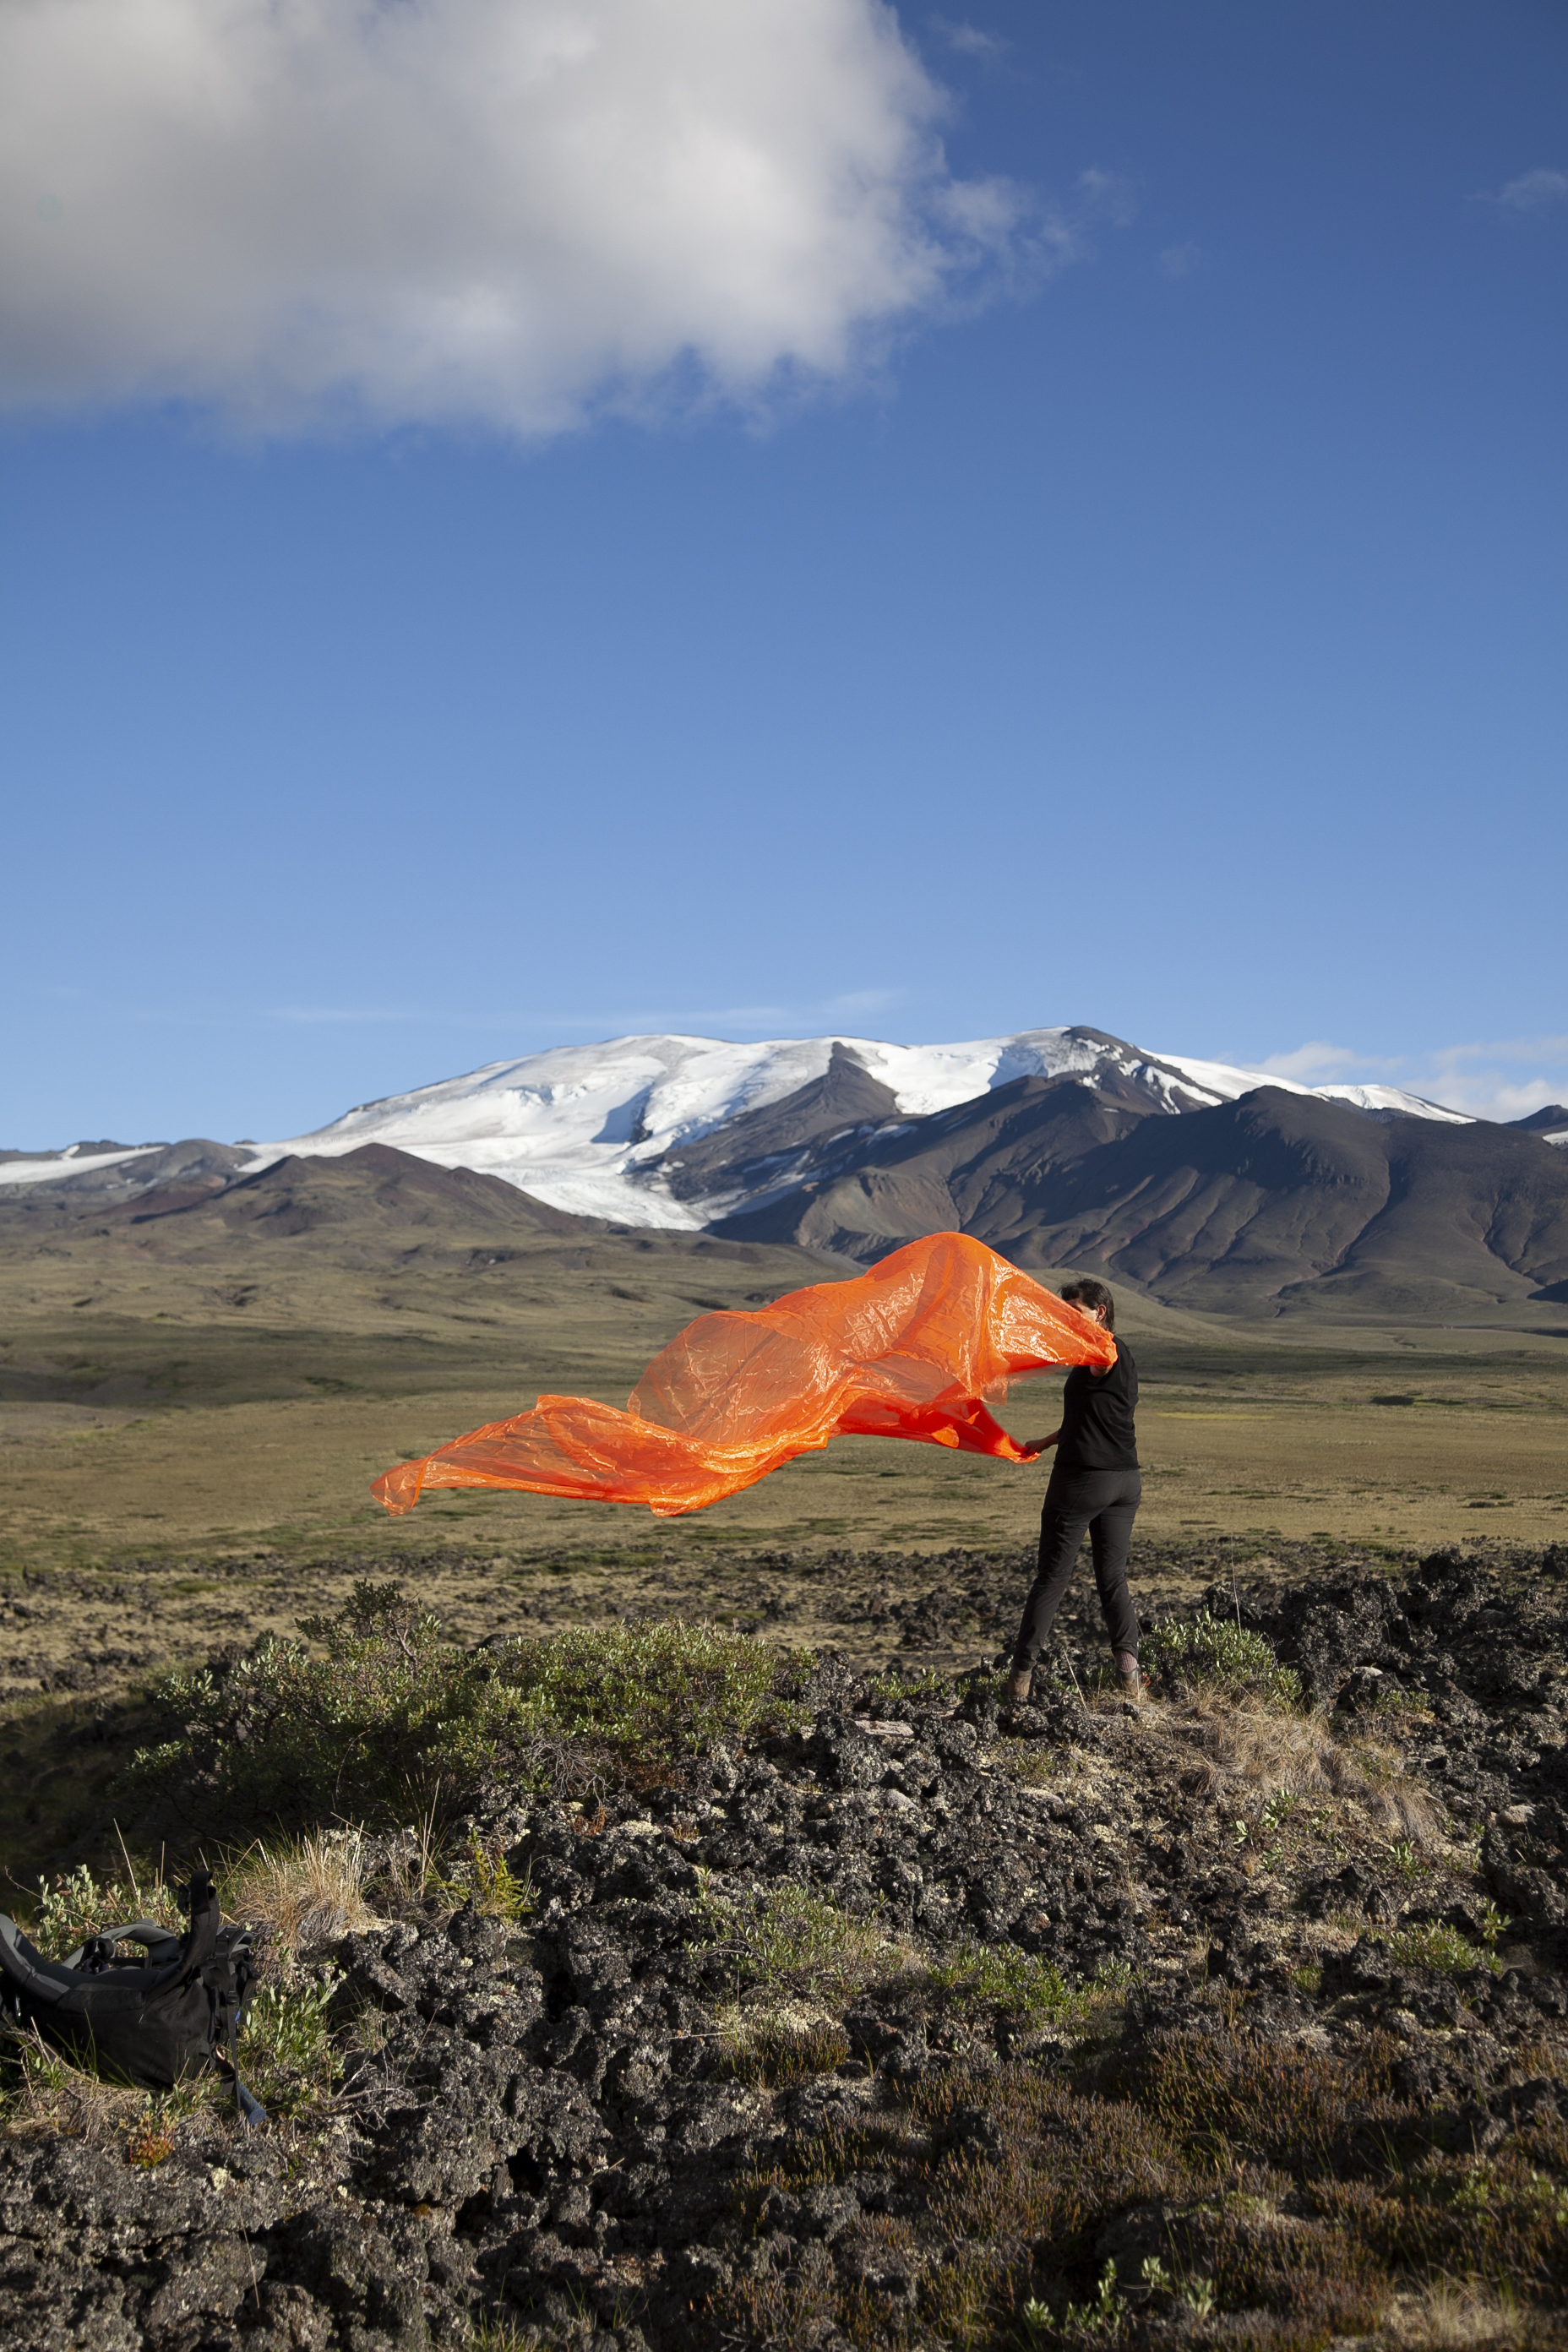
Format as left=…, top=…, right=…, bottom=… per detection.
left=1004, top=1277, right=1141, bottom=1703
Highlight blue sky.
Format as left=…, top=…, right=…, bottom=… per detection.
left=3, top=0, right=1565, bottom=1147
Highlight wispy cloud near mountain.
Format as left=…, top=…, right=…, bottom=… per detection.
left=1257, top=1036, right=1568, bottom=1121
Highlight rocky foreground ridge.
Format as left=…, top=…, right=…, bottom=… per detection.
left=4, top=1547, right=1568, bottom=2350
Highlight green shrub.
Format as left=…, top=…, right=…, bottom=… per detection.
left=1378, top=1920, right=1498, bottom=1977
left=695, top=1881, right=895, bottom=2001
left=930, top=1941, right=1083, bottom=2028
left=238, top=1979, right=338, bottom=2119
left=1141, top=1611, right=1302, bottom=1707
left=26, top=1861, right=184, bottom=1957
left=867, top=1664, right=951, bottom=1705
left=128, top=1582, right=803, bottom=1834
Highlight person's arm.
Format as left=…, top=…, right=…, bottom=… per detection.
left=1019, top=1429, right=1061, bottom=1459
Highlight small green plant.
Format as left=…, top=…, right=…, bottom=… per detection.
left=868, top=1664, right=950, bottom=1704
left=1028, top=2261, right=1125, bottom=2340
left=29, top=1861, right=182, bottom=1957
left=238, top=1979, right=338, bottom=2117
left=465, top=1836, right=533, bottom=1921
left=931, top=1941, right=1083, bottom=2028
left=1389, top=1838, right=1422, bottom=1879
left=695, top=1882, right=895, bottom=2002
left=1380, top=1920, right=1496, bottom=1977
left=1475, top=1898, right=1510, bottom=1948
left=1141, top=1611, right=1302, bottom=1707
left=1184, top=2274, right=1216, bottom=2317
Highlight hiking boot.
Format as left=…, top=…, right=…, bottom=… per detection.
left=1113, top=1650, right=1141, bottom=1700
left=1004, top=1667, right=1033, bottom=1707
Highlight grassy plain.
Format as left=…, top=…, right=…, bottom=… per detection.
left=4, top=1259, right=1565, bottom=1579
left=1, top=1178, right=1566, bottom=1881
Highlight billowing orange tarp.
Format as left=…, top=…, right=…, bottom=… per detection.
left=373, top=1230, right=1116, bottom=1521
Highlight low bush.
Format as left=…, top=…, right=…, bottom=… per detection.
left=715, top=2032, right=1568, bottom=2349
left=694, top=1881, right=896, bottom=2003
left=929, top=1941, right=1083, bottom=2029
left=128, top=1582, right=805, bottom=1832
left=1379, top=1919, right=1498, bottom=1978
left=1142, top=1610, right=1302, bottom=1707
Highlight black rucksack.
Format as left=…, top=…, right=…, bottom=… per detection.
left=0, top=1870, right=265, bottom=2121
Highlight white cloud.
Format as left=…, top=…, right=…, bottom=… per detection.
left=1258, top=1041, right=1386, bottom=1085
left=1420, top=1037, right=1568, bottom=1121
left=1478, top=167, right=1568, bottom=212
left=0, top=0, right=1081, bottom=436
left=1075, top=167, right=1138, bottom=231
left=932, top=17, right=1004, bottom=62
left=1260, top=1035, right=1568, bottom=1122
left=1158, top=240, right=1202, bottom=280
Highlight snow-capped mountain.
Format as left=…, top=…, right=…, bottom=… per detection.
left=237, top=1026, right=1472, bottom=1228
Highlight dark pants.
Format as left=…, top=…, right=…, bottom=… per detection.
left=1011, top=1467, right=1142, bottom=1670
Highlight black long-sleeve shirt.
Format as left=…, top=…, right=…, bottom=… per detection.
left=1054, top=1339, right=1139, bottom=1473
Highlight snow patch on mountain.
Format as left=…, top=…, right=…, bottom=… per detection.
left=0, top=1144, right=161, bottom=1188
left=1151, top=1053, right=1473, bottom=1124
left=239, top=1027, right=1471, bottom=1225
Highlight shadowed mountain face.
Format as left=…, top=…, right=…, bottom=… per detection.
left=722, top=1085, right=1568, bottom=1320
left=5, top=1067, right=1567, bottom=1326
left=712, top=1075, right=1152, bottom=1253
left=1511, top=1104, right=1568, bottom=1135
left=657, top=1041, right=901, bottom=1207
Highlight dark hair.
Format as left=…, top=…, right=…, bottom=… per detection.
left=1061, top=1277, right=1114, bottom=1331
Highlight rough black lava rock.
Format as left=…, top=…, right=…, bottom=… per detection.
left=3, top=1544, right=1568, bottom=2346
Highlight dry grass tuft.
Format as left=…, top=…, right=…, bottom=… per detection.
left=226, top=1827, right=381, bottom=1953
left=1377, top=2278, right=1568, bottom=2347
left=1140, top=1685, right=1447, bottom=1850
left=716, top=2003, right=851, bottom=2087
left=0, top=2023, right=149, bottom=2143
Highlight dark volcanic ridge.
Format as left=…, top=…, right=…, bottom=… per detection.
left=6, top=1545, right=1568, bottom=2349
left=8, top=1041, right=1568, bottom=1320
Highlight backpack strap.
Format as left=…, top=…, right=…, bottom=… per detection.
left=175, top=1874, right=221, bottom=1984
left=215, top=2001, right=267, bottom=2127
left=0, top=1915, right=79, bottom=2008
left=62, top=1921, right=182, bottom=1973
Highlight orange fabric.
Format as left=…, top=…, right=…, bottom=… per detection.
left=372, top=1231, right=1117, bottom=1521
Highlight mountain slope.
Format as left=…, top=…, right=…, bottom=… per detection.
left=725, top=1086, right=1568, bottom=1320
left=226, top=1025, right=1470, bottom=1227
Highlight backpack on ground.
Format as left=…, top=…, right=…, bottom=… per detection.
left=0, top=1870, right=266, bottom=2121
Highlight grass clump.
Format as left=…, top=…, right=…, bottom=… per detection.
left=128, top=1581, right=803, bottom=1832
left=868, top=1664, right=951, bottom=1706
left=1142, top=1609, right=1302, bottom=1707
left=716, top=2010, right=851, bottom=2087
